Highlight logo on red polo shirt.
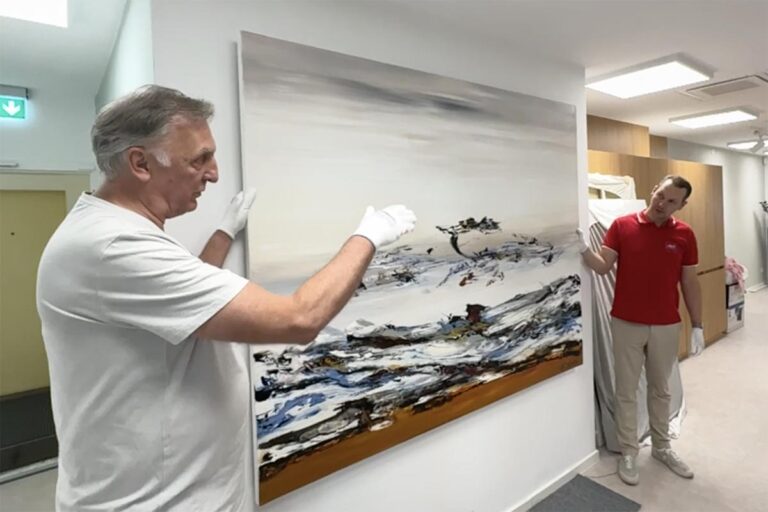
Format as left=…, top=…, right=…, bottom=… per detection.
left=665, top=241, right=680, bottom=253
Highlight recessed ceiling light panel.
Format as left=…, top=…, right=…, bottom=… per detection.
left=727, top=140, right=759, bottom=150
left=0, top=0, right=68, bottom=28
left=670, top=108, right=757, bottom=129
left=587, top=54, right=712, bottom=99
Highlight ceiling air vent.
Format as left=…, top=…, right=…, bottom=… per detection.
left=684, top=75, right=768, bottom=99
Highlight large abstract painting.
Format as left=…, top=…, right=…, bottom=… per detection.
left=239, top=32, right=582, bottom=503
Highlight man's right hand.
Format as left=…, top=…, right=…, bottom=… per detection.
left=219, top=188, right=258, bottom=239
left=577, top=228, right=618, bottom=275
left=197, top=206, right=416, bottom=345
left=353, top=205, right=417, bottom=249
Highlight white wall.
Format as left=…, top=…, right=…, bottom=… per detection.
left=94, top=0, right=154, bottom=112
left=91, top=0, right=154, bottom=190
left=666, top=139, right=767, bottom=289
left=151, top=1, right=595, bottom=511
left=0, top=85, right=95, bottom=172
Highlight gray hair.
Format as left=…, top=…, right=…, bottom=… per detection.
left=91, top=85, right=214, bottom=179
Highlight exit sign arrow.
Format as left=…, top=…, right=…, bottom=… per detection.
left=0, top=96, right=26, bottom=119
left=3, top=101, right=21, bottom=115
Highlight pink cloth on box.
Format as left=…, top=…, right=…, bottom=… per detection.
left=725, top=257, right=746, bottom=291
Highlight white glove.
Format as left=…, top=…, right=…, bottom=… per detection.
left=218, top=188, right=257, bottom=239
left=353, top=205, right=416, bottom=249
left=690, top=327, right=705, bottom=356
left=576, top=228, right=590, bottom=253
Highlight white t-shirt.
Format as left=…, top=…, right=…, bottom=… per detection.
left=37, top=193, right=250, bottom=512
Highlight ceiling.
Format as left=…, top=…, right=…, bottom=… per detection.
left=1, top=0, right=766, bottom=152
left=0, top=0, right=126, bottom=92
left=397, top=0, right=768, bottom=153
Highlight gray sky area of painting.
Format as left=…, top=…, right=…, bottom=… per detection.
left=240, top=32, right=578, bottom=284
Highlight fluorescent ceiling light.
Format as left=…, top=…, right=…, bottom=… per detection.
left=0, top=0, right=68, bottom=28
left=587, top=54, right=712, bottom=99
left=727, top=140, right=759, bottom=150
left=670, top=108, right=757, bottom=129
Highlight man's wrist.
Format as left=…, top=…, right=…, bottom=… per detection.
left=216, top=227, right=236, bottom=241
left=692, top=323, right=703, bottom=329
left=350, top=233, right=377, bottom=250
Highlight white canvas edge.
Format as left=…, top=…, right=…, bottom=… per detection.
left=235, top=30, right=261, bottom=506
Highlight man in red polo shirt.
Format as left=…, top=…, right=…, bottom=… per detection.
left=579, top=175, right=704, bottom=486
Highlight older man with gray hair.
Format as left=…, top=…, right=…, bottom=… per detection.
left=37, top=84, right=416, bottom=511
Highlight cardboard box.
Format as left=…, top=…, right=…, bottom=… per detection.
left=726, top=283, right=744, bottom=308
left=727, top=303, right=744, bottom=332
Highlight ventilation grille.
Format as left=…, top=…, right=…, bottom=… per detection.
left=685, top=75, right=768, bottom=99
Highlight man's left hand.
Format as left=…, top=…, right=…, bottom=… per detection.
left=690, top=327, right=705, bottom=356
left=576, top=228, right=590, bottom=253
left=219, top=188, right=257, bottom=239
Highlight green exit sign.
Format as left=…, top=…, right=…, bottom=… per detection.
left=0, top=96, right=26, bottom=119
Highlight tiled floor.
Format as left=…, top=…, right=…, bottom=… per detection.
left=1, top=290, right=765, bottom=512
left=0, top=466, right=56, bottom=512
left=581, top=288, right=768, bottom=512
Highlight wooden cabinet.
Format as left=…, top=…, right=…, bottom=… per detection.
left=665, top=160, right=725, bottom=272
left=677, top=268, right=728, bottom=358
left=702, top=269, right=728, bottom=345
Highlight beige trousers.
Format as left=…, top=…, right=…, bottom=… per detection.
left=611, top=317, right=681, bottom=456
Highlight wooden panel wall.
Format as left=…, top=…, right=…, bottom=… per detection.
left=587, top=150, right=655, bottom=195
left=649, top=135, right=669, bottom=159
left=587, top=115, right=650, bottom=157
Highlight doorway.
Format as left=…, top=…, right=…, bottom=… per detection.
left=0, top=171, right=90, bottom=478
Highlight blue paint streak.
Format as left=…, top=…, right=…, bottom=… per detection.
left=257, top=393, right=326, bottom=437
left=317, top=369, right=353, bottom=387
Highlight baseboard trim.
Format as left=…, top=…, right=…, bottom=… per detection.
left=506, top=449, right=600, bottom=512
left=0, top=457, right=57, bottom=485
left=747, top=283, right=767, bottom=293
left=0, top=436, right=59, bottom=473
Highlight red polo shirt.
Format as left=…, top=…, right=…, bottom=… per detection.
left=603, top=211, right=698, bottom=325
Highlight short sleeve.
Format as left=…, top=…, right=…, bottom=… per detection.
left=682, top=228, right=699, bottom=266
left=602, top=218, right=621, bottom=253
left=97, top=231, right=249, bottom=344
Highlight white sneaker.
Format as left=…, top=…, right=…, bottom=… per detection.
left=652, top=447, right=694, bottom=479
left=617, top=454, right=639, bottom=485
